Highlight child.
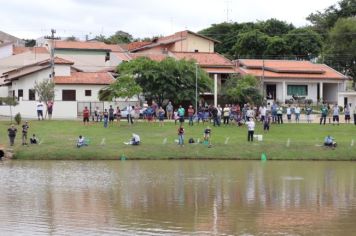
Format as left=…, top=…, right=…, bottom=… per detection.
left=77, top=135, right=87, bottom=148
left=204, top=126, right=212, bottom=146
left=178, top=125, right=184, bottom=146
left=30, top=134, right=38, bottom=144
left=158, top=106, right=165, bottom=126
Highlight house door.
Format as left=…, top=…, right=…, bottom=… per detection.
left=266, top=84, right=276, bottom=100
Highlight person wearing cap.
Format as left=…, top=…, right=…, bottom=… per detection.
left=22, top=121, right=29, bottom=145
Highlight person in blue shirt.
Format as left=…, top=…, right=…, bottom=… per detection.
left=324, top=135, right=336, bottom=148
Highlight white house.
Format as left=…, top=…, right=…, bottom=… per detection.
left=0, top=57, right=116, bottom=119
left=236, top=59, right=349, bottom=105
left=0, top=42, right=13, bottom=59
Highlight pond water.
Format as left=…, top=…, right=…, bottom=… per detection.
left=0, top=160, right=355, bottom=235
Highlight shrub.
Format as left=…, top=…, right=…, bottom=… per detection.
left=14, top=113, right=21, bottom=125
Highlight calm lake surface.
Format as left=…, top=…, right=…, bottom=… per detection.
left=0, top=160, right=355, bottom=235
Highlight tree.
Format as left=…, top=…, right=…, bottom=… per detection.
left=94, top=34, right=107, bottom=43
left=221, top=74, right=263, bottom=105
left=66, top=36, right=77, bottom=41
left=307, top=0, right=356, bottom=36
left=34, top=79, right=55, bottom=119
left=325, top=17, right=356, bottom=87
left=24, top=39, right=36, bottom=47
left=265, top=36, right=291, bottom=58
left=117, top=57, right=212, bottom=105
left=99, top=75, right=142, bottom=101
left=107, top=31, right=133, bottom=44
left=257, top=18, right=295, bottom=36
left=232, top=30, right=270, bottom=58
left=284, top=28, right=323, bottom=60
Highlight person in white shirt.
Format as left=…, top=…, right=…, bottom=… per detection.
left=131, top=133, right=140, bottom=145
left=77, top=135, right=87, bottom=148
left=295, top=106, right=301, bottom=123
left=36, top=101, right=44, bottom=120
left=286, top=105, right=292, bottom=122
left=246, top=118, right=255, bottom=142
left=332, top=104, right=340, bottom=125
left=259, top=105, right=267, bottom=122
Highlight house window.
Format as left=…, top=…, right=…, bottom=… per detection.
left=29, top=89, right=36, bottom=101
left=287, top=85, right=308, bottom=96
left=18, top=89, right=23, bottom=98
left=62, top=90, right=76, bottom=101
left=85, top=90, right=92, bottom=97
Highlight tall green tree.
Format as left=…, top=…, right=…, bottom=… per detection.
left=107, top=31, right=133, bottom=44
left=307, top=0, right=356, bottom=36
left=99, top=75, right=142, bottom=101
left=117, top=57, right=212, bottom=105
left=284, top=28, right=323, bottom=60
left=324, top=17, right=356, bottom=87
left=221, top=74, right=263, bottom=105
left=257, top=18, right=295, bottom=36
left=232, top=30, right=270, bottom=58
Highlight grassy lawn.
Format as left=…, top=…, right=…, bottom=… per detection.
left=1, top=119, right=356, bottom=160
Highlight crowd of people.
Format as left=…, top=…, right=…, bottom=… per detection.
left=6, top=100, right=354, bottom=148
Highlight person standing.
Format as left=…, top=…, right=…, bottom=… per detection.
left=134, top=103, right=141, bottom=122
left=246, top=118, right=255, bottom=142
left=158, top=106, right=165, bottom=127
left=178, top=125, right=185, bottom=146
left=166, top=101, right=173, bottom=120
left=178, top=105, right=185, bottom=124
left=223, top=104, right=230, bottom=125
left=22, top=121, right=29, bottom=145
left=47, top=101, right=53, bottom=120
left=83, top=106, right=90, bottom=125
left=94, top=106, right=101, bottom=122
left=320, top=104, right=328, bottom=125
left=7, top=124, right=17, bottom=146
left=286, top=105, right=292, bottom=122
left=259, top=105, right=267, bottom=122
left=295, top=105, right=301, bottom=123
left=115, top=106, right=121, bottom=125
left=353, top=106, right=356, bottom=125
left=332, top=104, right=340, bottom=125
left=103, top=109, right=109, bottom=128
left=36, top=101, right=44, bottom=120
left=127, top=105, right=134, bottom=124
left=108, top=105, right=115, bottom=125
left=263, top=112, right=271, bottom=132
left=344, top=104, right=351, bottom=124
left=306, top=105, right=313, bottom=123
left=276, top=105, right=283, bottom=124
left=187, top=105, right=195, bottom=126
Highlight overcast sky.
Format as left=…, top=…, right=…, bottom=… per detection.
left=1, top=0, right=339, bottom=40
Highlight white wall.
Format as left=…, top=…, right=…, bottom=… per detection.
left=0, top=86, right=9, bottom=97
left=0, top=43, right=13, bottom=59
left=0, top=100, right=77, bottom=119
left=55, top=84, right=108, bottom=101
left=10, top=68, right=52, bottom=100
left=54, top=64, right=71, bottom=76
left=324, top=83, right=338, bottom=103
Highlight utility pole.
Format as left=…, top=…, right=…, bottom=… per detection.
left=45, top=29, right=60, bottom=80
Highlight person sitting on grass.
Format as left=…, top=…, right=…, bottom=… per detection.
left=124, top=133, right=140, bottom=145
left=30, top=134, right=38, bottom=144
left=77, top=135, right=88, bottom=148
left=324, top=135, right=336, bottom=148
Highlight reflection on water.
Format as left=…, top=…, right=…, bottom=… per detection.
left=0, top=160, right=355, bottom=235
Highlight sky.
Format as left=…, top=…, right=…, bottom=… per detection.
left=0, top=0, right=339, bottom=40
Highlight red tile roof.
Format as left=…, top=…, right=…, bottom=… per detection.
left=54, top=72, right=114, bottom=85
left=130, top=30, right=220, bottom=52
left=172, top=52, right=234, bottom=67
left=54, top=41, right=122, bottom=51
left=127, top=41, right=151, bottom=51
left=237, top=59, right=347, bottom=80
left=13, top=46, right=49, bottom=55
left=129, top=52, right=169, bottom=61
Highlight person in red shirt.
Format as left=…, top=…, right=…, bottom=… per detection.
left=188, top=105, right=195, bottom=126
left=83, top=106, right=90, bottom=125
